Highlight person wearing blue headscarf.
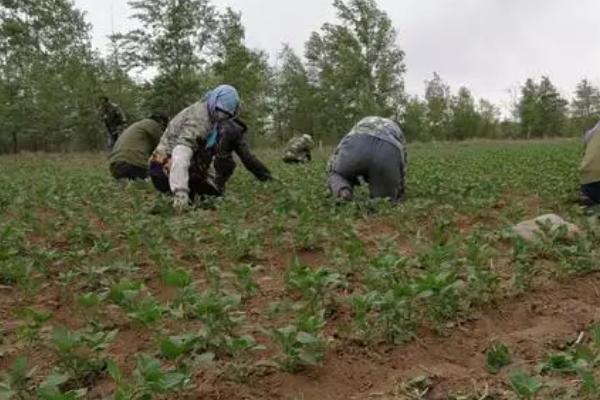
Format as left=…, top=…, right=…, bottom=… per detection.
left=150, top=84, right=272, bottom=211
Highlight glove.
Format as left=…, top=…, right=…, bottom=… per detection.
left=173, top=190, right=190, bottom=213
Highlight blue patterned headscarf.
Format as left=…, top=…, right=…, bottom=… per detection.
left=204, top=85, right=240, bottom=149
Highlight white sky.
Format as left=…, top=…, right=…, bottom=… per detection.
left=74, top=0, right=600, bottom=114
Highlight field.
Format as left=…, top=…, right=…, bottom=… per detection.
left=2, top=140, right=600, bottom=400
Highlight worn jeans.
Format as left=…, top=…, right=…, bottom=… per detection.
left=328, top=134, right=405, bottom=203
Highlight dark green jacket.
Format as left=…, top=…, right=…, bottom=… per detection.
left=109, top=119, right=165, bottom=168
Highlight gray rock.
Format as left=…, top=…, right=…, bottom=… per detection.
left=511, top=214, right=580, bottom=242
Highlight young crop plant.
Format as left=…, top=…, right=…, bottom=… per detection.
left=161, top=267, right=192, bottom=289
left=286, top=258, right=345, bottom=314
left=413, top=270, right=465, bottom=331
left=270, top=312, right=327, bottom=372
left=223, top=335, right=266, bottom=382
left=107, top=354, right=188, bottom=400
left=36, top=371, right=88, bottom=399
left=508, top=369, right=544, bottom=400
left=232, top=264, right=259, bottom=300
left=0, top=357, right=36, bottom=399
left=184, top=288, right=244, bottom=350
left=51, top=325, right=117, bottom=387
left=15, top=308, right=53, bottom=345
left=486, top=343, right=511, bottom=374
left=372, top=283, right=417, bottom=344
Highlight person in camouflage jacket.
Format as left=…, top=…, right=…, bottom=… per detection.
left=282, top=134, right=314, bottom=163
left=99, top=96, right=127, bottom=150
left=149, top=85, right=272, bottom=211
left=327, top=116, right=407, bottom=204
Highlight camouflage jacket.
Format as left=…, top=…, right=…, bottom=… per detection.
left=328, top=116, right=407, bottom=172
left=283, top=135, right=314, bottom=162
left=154, top=101, right=213, bottom=156
left=100, top=102, right=126, bottom=133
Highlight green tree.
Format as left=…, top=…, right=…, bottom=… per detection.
left=477, top=99, right=501, bottom=138
left=112, top=0, right=217, bottom=115
left=400, top=96, right=428, bottom=142
left=517, top=78, right=539, bottom=139
left=571, top=78, right=600, bottom=135
left=424, top=72, right=451, bottom=140
left=537, top=76, right=568, bottom=136
left=517, top=76, right=568, bottom=138
left=305, top=0, right=405, bottom=142
left=271, top=44, right=315, bottom=143
left=0, top=0, right=101, bottom=152
left=211, top=8, right=271, bottom=135
left=448, top=87, right=479, bottom=140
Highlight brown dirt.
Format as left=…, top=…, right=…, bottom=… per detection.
left=192, top=271, right=600, bottom=400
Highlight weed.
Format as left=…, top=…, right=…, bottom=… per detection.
left=486, top=343, right=511, bottom=374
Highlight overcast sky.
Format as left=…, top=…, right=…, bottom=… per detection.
left=73, top=0, right=600, bottom=114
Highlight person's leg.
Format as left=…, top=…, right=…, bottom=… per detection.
left=188, top=167, right=222, bottom=200
left=149, top=161, right=171, bottom=193
left=111, top=162, right=148, bottom=180
left=366, top=139, right=405, bottom=203
left=328, top=172, right=354, bottom=201
left=328, top=135, right=370, bottom=201
left=581, top=181, right=600, bottom=205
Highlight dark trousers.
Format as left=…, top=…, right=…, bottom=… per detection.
left=581, top=181, right=600, bottom=205
left=110, top=161, right=148, bottom=180
left=328, top=134, right=405, bottom=202
left=149, top=162, right=221, bottom=199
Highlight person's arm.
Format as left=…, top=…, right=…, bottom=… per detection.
left=234, top=135, right=272, bottom=181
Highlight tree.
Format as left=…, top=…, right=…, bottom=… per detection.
left=211, top=8, right=271, bottom=135
left=517, top=78, right=539, bottom=138
left=112, top=0, right=217, bottom=115
left=400, top=96, right=428, bottom=142
left=571, top=78, right=600, bottom=135
left=424, top=72, right=451, bottom=140
left=0, top=0, right=101, bottom=152
left=271, top=44, right=315, bottom=142
left=305, top=0, right=405, bottom=142
left=517, top=76, right=568, bottom=138
left=477, top=99, right=500, bottom=138
left=448, top=87, right=479, bottom=140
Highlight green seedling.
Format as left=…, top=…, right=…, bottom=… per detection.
left=161, top=268, right=192, bottom=288
left=232, top=264, right=259, bottom=299
left=486, top=343, right=511, bottom=374
left=51, top=326, right=116, bottom=387
left=540, top=351, right=588, bottom=375
left=286, top=259, right=344, bottom=314
left=36, top=371, right=87, bottom=400
left=0, top=357, right=36, bottom=399
left=16, top=308, right=52, bottom=345
left=271, top=313, right=326, bottom=372
left=107, top=355, right=188, bottom=400
left=159, top=333, right=201, bottom=361
left=224, top=335, right=266, bottom=382
left=509, top=369, right=544, bottom=400
left=127, top=297, right=163, bottom=325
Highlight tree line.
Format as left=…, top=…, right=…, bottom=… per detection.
left=1, top=0, right=599, bottom=154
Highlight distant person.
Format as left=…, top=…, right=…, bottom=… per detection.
left=108, top=112, right=169, bottom=181
left=327, top=116, right=407, bottom=204
left=282, top=134, right=314, bottom=164
left=580, top=120, right=600, bottom=205
left=99, top=96, right=127, bottom=150
left=149, top=84, right=272, bottom=212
